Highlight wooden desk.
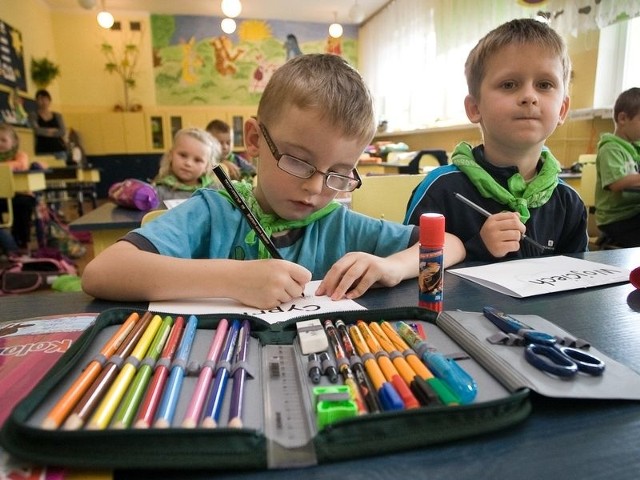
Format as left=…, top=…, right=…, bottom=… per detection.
left=69, top=202, right=148, bottom=255
left=559, top=171, right=581, bottom=190
left=2, top=248, right=639, bottom=480
left=12, top=170, right=47, bottom=192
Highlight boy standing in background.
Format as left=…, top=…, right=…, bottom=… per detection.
left=405, top=18, right=587, bottom=262
left=594, top=87, right=640, bottom=247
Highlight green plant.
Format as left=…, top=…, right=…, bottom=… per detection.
left=30, top=57, right=61, bottom=89
left=101, top=40, right=140, bottom=111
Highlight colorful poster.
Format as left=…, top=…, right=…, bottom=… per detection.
left=151, top=15, right=358, bottom=106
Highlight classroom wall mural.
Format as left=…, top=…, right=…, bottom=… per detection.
left=151, top=15, right=358, bottom=106
left=151, top=15, right=358, bottom=105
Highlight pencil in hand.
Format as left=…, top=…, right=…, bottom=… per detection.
left=453, top=192, right=554, bottom=252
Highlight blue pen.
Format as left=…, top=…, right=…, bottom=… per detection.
left=153, top=315, right=198, bottom=428
left=201, top=319, right=241, bottom=428
left=395, top=321, right=477, bottom=404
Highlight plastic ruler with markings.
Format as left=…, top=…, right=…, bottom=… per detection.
left=262, top=343, right=318, bottom=469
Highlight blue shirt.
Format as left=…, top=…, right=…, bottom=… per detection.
left=125, top=189, right=418, bottom=280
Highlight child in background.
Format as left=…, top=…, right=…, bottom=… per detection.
left=0, top=123, right=38, bottom=251
left=594, top=87, right=640, bottom=247
left=405, top=18, right=587, bottom=262
left=82, top=54, right=465, bottom=308
left=152, top=127, right=222, bottom=203
left=206, top=119, right=257, bottom=181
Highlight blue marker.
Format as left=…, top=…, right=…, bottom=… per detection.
left=154, top=315, right=198, bottom=428
left=395, top=321, right=477, bottom=404
left=201, top=319, right=241, bottom=428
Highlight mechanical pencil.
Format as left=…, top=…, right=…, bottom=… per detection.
left=396, top=321, right=477, bottom=404
left=453, top=192, right=554, bottom=252
left=227, top=319, right=251, bottom=428
left=323, top=320, right=367, bottom=414
left=335, top=320, right=381, bottom=414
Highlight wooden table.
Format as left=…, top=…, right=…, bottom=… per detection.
left=69, top=202, right=149, bottom=255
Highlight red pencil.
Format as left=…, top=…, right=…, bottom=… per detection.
left=134, top=316, right=185, bottom=428
left=62, top=312, right=153, bottom=430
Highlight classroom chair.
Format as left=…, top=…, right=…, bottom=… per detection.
left=350, top=173, right=426, bottom=223
left=141, top=209, right=166, bottom=225
left=0, top=164, right=16, bottom=228
left=396, top=150, right=448, bottom=175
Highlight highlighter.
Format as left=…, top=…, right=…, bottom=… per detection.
left=396, top=321, right=477, bottom=404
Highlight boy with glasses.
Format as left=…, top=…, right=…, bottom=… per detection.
left=82, top=54, right=464, bottom=308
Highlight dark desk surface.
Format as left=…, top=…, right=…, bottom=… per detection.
left=2, top=248, right=640, bottom=480
left=68, top=202, right=149, bottom=232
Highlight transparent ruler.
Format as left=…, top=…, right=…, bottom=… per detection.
left=262, top=344, right=317, bottom=469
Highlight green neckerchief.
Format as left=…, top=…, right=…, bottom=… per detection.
left=218, top=180, right=341, bottom=259
left=598, top=133, right=640, bottom=163
left=155, top=173, right=217, bottom=192
left=452, top=142, right=560, bottom=223
left=0, top=145, right=18, bottom=162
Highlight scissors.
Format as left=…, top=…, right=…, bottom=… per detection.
left=482, top=306, right=605, bottom=378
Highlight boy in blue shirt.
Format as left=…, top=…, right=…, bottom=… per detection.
left=82, top=54, right=465, bottom=309
left=595, top=87, right=640, bottom=247
left=405, top=19, right=587, bottom=262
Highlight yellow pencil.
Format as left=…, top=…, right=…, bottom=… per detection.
left=86, top=314, right=163, bottom=430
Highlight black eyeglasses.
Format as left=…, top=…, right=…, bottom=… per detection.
left=259, top=123, right=362, bottom=192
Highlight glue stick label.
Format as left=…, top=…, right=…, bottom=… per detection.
left=419, top=248, right=444, bottom=308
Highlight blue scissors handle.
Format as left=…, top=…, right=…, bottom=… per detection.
left=525, top=344, right=606, bottom=378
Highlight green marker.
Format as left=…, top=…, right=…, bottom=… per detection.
left=111, top=315, right=174, bottom=429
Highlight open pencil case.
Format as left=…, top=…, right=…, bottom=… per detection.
left=6, top=305, right=604, bottom=471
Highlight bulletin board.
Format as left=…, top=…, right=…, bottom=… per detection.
left=0, top=19, right=27, bottom=92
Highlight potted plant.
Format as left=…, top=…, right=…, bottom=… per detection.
left=30, top=57, right=61, bottom=89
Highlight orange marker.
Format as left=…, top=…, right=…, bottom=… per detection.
left=356, top=321, right=420, bottom=409
left=41, top=312, right=141, bottom=430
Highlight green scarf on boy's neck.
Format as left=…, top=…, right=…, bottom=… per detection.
left=218, top=180, right=341, bottom=259
left=452, top=142, right=560, bottom=223
left=155, top=173, right=217, bottom=191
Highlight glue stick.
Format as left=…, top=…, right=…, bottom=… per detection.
left=418, top=213, right=445, bottom=312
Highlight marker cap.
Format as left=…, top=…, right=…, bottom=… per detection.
left=420, top=213, right=445, bottom=247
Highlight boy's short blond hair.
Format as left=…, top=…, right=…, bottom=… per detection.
left=613, top=87, right=640, bottom=123
left=155, top=127, right=221, bottom=180
left=465, top=18, right=571, bottom=100
left=257, top=53, right=375, bottom=145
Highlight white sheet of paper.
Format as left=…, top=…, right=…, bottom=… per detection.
left=448, top=255, right=630, bottom=298
left=163, top=199, right=187, bottom=209
left=148, top=280, right=366, bottom=324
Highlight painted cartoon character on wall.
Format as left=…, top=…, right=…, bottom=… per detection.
left=325, top=36, right=342, bottom=56
left=283, top=34, right=303, bottom=60
left=180, top=37, right=203, bottom=85
left=211, top=35, right=245, bottom=77
left=250, top=54, right=278, bottom=93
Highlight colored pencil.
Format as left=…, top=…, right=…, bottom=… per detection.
left=181, top=318, right=230, bottom=428
left=110, top=315, right=174, bottom=429
left=153, top=315, right=198, bottom=428
left=357, top=321, right=420, bottom=409
left=62, top=311, right=153, bottom=430
left=227, top=319, right=251, bottom=428
left=134, top=316, right=185, bottom=429
left=335, top=319, right=382, bottom=414
left=87, top=314, right=164, bottom=429
left=201, top=319, right=241, bottom=428
left=41, top=311, right=140, bottom=430
left=323, top=319, right=367, bottom=414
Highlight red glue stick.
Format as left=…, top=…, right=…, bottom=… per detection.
left=418, top=213, right=445, bottom=312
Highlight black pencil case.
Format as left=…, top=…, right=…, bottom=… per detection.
left=0, top=306, right=532, bottom=471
